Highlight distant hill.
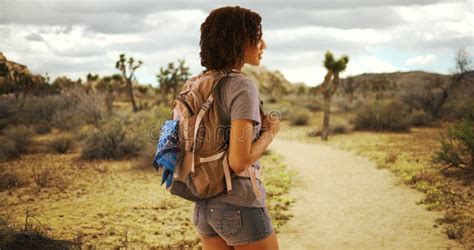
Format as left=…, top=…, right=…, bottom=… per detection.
left=242, top=65, right=294, bottom=97
left=340, top=71, right=460, bottom=89
left=241, top=64, right=473, bottom=99
left=336, top=70, right=474, bottom=101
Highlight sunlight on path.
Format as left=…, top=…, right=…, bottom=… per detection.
left=269, top=138, right=463, bottom=250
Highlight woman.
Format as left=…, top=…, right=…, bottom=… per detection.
left=193, top=5, right=281, bottom=250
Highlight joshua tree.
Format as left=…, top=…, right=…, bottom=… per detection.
left=115, top=54, right=142, bottom=112
left=312, top=51, right=349, bottom=141
left=156, top=59, right=190, bottom=104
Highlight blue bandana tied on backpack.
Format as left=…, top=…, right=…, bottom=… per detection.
left=153, top=120, right=181, bottom=188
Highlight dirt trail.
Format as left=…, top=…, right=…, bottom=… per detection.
left=269, top=138, right=463, bottom=250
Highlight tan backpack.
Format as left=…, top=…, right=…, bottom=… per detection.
left=168, top=69, right=263, bottom=201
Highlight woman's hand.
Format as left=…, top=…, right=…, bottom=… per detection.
left=261, top=113, right=281, bottom=138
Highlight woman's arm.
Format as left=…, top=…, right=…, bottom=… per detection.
left=228, top=115, right=280, bottom=173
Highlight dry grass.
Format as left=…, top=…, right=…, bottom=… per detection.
left=0, top=132, right=294, bottom=248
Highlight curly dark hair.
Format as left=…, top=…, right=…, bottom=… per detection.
left=200, top=6, right=262, bottom=71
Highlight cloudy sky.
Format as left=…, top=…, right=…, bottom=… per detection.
left=1, top=0, right=473, bottom=86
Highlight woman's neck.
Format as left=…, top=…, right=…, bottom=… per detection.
left=231, top=62, right=245, bottom=72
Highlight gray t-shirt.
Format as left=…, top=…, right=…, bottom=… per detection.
left=205, top=73, right=266, bottom=207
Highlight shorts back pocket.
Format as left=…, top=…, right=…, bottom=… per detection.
left=209, top=208, right=242, bottom=237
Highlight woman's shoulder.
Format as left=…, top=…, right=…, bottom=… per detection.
left=225, top=73, right=259, bottom=94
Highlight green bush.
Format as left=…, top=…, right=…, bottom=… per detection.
left=353, top=99, right=411, bottom=132
left=49, top=136, right=75, bottom=154
left=81, top=124, right=144, bottom=160
left=432, top=118, right=474, bottom=173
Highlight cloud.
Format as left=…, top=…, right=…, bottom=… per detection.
left=261, top=7, right=404, bottom=30
left=343, top=55, right=399, bottom=77
left=0, top=26, right=10, bottom=39
left=0, top=0, right=472, bottom=86
left=405, top=54, right=436, bottom=65
left=265, top=26, right=391, bottom=54
left=405, top=54, right=436, bottom=66
left=280, top=66, right=328, bottom=86
left=25, top=33, right=44, bottom=42
left=0, top=1, right=462, bottom=31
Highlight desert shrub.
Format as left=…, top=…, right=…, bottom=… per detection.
left=306, top=129, right=321, bottom=137
left=8, top=90, right=105, bottom=131
left=0, top=98, right=16, bottom=132
left=34, top=123, right=52, bottom=135
left=267, top=96, right=278, bottom=104
left=353, top=99, right=411, bottom=132
left=0, top=215, right=76, bottom=249
left=132, top=141, right=157, bottom=171
left=305, top=123, right=348, bottom=137
left=442, top=99, right=474, bottom=122
left=76, top=125, right=95, bottom=142
left=384, top=151, right=398, bottom=164
left=5, top=126, right=33, bottom=154
left=153, top=104, right=173, bottom=121
left=52, top=110, right=85, bottom=131
left=410, top=109, right=432, bottom=127
left=48, top=136, right=74, bottom=154
left=332, top=126, right=346, bottom=134
left=137, top=101, right=150, bottom=111
left=15, top=95, right=75, bottom=126
left=289, top=110, right=311, bottom=126
left=52, top=89, right=105, bottom=129
left=446, top=224, right=465, bottom=240
left=2, top=95, right=78, bottom=132
left=0, top=119, right=10, bottom=133
left=71, top=91, right=104, bottom=127
left=333, top=96, right=358, bottom=112
left=397, top=83, right=443, bottom=118
left=432, top=118, right=474, bottom=173
left=0, top=168, right=27, bottom=191
left=0, top=140, right=20, bottom=161
left=81, top=124, right=144, bottom=160
left=305, top=102, right=322, bottom=112
left=32, top=165, right=54, bottom=188
left=330, top=123, right=349, bottom=134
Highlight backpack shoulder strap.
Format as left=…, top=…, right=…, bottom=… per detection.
left=189, top=71, right=233, bottom=174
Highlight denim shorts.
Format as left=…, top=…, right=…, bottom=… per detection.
left=193, top=200, right=274, bottom=246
